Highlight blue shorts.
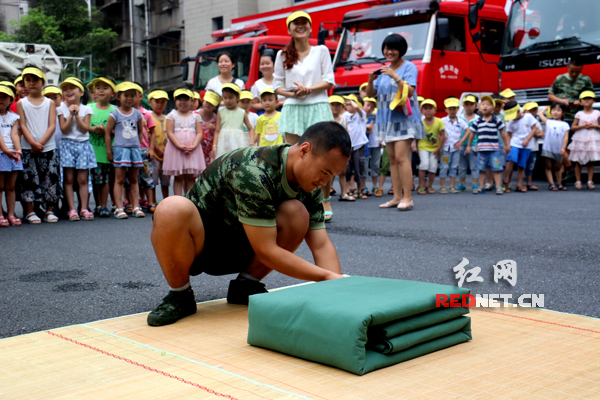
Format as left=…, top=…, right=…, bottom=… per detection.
left=60, top=139, right=97, bottom=169
left=112, top=146, right=143, bottom=168
left=477, top=150, right=503, bottom=172
left=507, top=146, right=531, bottom=169
left=525, top=151, right=538, bottom=176
left=0, top=152, right=24, bottom=172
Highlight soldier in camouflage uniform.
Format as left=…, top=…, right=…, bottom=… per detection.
left=548, top=58, right=594, bottom=125
left=147, top=121, right=351, bottom=326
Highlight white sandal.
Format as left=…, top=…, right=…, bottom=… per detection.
left=131, top=206, right=145, bottom=218
left=25, top=212, right=42, bottom=224
left=44, top=211, right=59, bottom=223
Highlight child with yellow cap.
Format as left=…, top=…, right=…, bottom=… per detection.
left=416, top=99, right=444, bottom=195
left=199, top=90, right=220, bottom=165
left=239, top=90, right=258, bottom=139
left=0, top=83, right=23, bottom=226
left=148, top=89, right=171, bottom=202
left=440, top=97, right=468, bottom=193
left=568, top=91, right=600, bottom=189
left=363, top=97, right=381, bottom=196
left=17, top=65, right=62, bottom=224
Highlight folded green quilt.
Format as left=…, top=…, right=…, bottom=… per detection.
left=247, top=276, right=472, bottom=375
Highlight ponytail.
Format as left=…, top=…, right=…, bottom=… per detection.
left=281, top=38, right=299, bottom=70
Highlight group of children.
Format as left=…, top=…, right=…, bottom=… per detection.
left=0, top=66, right=285, bottom=226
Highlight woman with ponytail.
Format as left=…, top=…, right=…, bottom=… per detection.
left=274, top=11, right=337, bottom=221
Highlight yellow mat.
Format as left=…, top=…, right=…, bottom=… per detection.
left=1, top=298, right=600, bottom=399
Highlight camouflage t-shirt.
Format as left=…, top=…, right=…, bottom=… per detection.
left=186, top=144, right=325, bottom=231
left=549, top=73, right=594, bottom=122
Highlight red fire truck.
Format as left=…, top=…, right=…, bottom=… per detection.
left=497, top=0, right=600, bottom=104
left=332, top=0, right=508, bottom=110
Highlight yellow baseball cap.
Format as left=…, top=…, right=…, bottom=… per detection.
left=13, top=76, right=23, bottom=86
left=203, top=90, right=221, bottom=107
left=420, top=99, right=437, bottom=109
left=260, top=87, right=275, bottom=97
left=42, top=85, right=62, bottom=97
left=523, top=102, right=539, bottom=111
left=87, top=77, right=117, bottom=93
left=286, top=11, right=311, bottom=27
left=579, top=90, right=596, bottom=99
left=116, top=81, right=141, bottom=94
left=363, top=97, right=377, bottom=106
left=148, top=90, right=169, bottom=101
left=222, top=83, right=241, bottom=95
left=22, top=67, right=46, bottom=82
left=239, top=90, right=253, bottom=101
left=0, top=85, right=15, bottom=99
left=444, top=97, right=460, bottom=108
left=173, top=88, right=194, bottom=98
left=359, top=82, right=368, bottom=92
left=480, top=95, right=495, bottom=105
left=500, top=88, right=516, bottom=98
left=344, top=94, right=363, bottom=108
left=417, top=95, right=424, bottom=102
left=503, top=101, right=520, bottom=121
left=329, top=95, right=345, bottom=105
left=60, top=77, right=84, bottom=92
left=192, top=91, right=200, bottom=100
left=463, top=94, right=477, bottom=104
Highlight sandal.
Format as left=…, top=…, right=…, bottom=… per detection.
left=417, top=186, right=427, bottom=195
left=44, top=211, right=59, bottom=223
left=484, top=183, right=493, bottom=191
left=527, top=185, right=539, bottom=191
left=557, top=184, right=567, bottom=191
left=503, top=182, right=511, bottom=193
left=80, top=209, right=94, bottom=221
left=324, top=211, right=333, bottom=223
left=339, top=194, right=355, bottom=201
left=548, top=184, right=558, bottom=191
left=8, top=215, right=21, bottom=226
left=379, top=200, right=400, bottom=208
left=361, top=187, right=372, bottom=197
left=329, top=188, right=337, bottom=196
left=132, top=206, right=145, bottom=218
left=99, top=207, right=111, bottom=218
left=0, top=216, right=8, bottom=227
left=515, top=186, right=528, bottom=193
left=496, top=187, right=504, bottom=195
left=148, top=204, right=157, bottom=214
left=575, top=181, right=582, bottom=190
left=449, top=187, right=459, bottom=194
left=439, top=186, right=448, bottom=194
left=388, top=187, right=394, bottom=195
left=25, top=212, right=42, bottom=224
left=427, top=186, right=436, bottom=194
left=587, top=181, right=595, bottom=190
left=140, top=199, right=149, bottom=209
left=349, top=188, right=358, bottom=196
left=472, top=184, right=482, bottom=194
left=113, top=208, right=128, bottom=219
left=373, top=187, right=383, bottom=197
left=124, top=204, right=133, bottom=214
left=67, top=209, right=80, bottom=221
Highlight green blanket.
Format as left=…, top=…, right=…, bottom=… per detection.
left=247, top=276, right=472, bottom=375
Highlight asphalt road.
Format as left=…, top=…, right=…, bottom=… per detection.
left=1, top=177, right=599, bottom=338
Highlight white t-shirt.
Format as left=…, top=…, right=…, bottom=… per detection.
left=0, top=111, right=20, bottom=151
left=344, top=111, right=368, bottom=150
left=273, top=45, right=335, bottom=106
left=542, top=119, right=570, bottom=155
left=243, top=112, right=258, bottom=133
left=250, top=78, right=284, bottom=102
left=205, top=76, right=245, bottom=97
left=442, top=116, right=469, bottom=152
left=507, top=113, right=538, bottom=149
left=20, top=97, right=55, bottom=152
left=56, top=102, right=94, bottom=142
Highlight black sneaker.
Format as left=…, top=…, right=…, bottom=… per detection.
left=226, top=278, right=268, bottom=305
left=147, top=288, right=197, bottom=326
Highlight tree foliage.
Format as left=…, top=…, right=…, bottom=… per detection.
left=0, top=0, right=117, bottom=70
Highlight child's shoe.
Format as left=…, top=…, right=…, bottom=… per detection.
left=147, top=287, right=197, bottom=326
left=94, top=206, right=101, bottom=216
left=472, top=184, right=482, bottom=194
left=439, top=186, right=448, bottom=194
left=496, top=187, right=504, bottom=195
left=124, top=204, right=133, bottom=214
left=227, top=277, right=268, bottom=305
left=449, top=186, right=459, bottom=194
left=587, top=181, right=595, bottom=190
left=484, top=183, right=493, bottom=191
left=67, top=209, right=80, bottom=221
left=417, top=186, right=427, bottom=195
left=427, top=186, right=435, bottom=194
left=99, top=207, right=110, bottom=218
left=140, top=199, right=149, bottom=209
left=456, top=183, right=466, bottom=192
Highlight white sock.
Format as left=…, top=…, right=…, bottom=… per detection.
left=237, top=272, right=259, bottom=282
left=170, top=282, right=191, bottom=292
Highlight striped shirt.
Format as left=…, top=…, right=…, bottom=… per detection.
left=470, top=114, right=505, bottom=152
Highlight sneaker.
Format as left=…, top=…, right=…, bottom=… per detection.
left=484, top=183, right=493, bottom=191
left=226, top=278, right=268, bottom=305
left=147, top=288, right=197, bottom=326
left=456, top=183, right=466, bottom=192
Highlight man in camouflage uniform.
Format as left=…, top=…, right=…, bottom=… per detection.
left=548, top=57, right=594, bottom=125
left=147, top=121, right=351, bottom=326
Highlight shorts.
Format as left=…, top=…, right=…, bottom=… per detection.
left=189, top=209, right=255, bottom=276
left=525, top=151, right=538, bottom=177
left=418, top=150, right=438, bottom=173
left=477, top=150, right=503, bottom=172
left=91, top=163, right=113, bottom=185
left=60, top=139, right=97, bottom=170
left=138, top=149, right=155, bottom=190
left=507, top=146, right=531, bottom=169
left=0, top=152, right=23, bottom=172
left=439, top=150, right=460, bottom=178
left=152, top=159, right=171, bottom=187
left=541, top=149, right=562, bottom=164
left=458, top=148, right=479, bottom=179
left=369, top=146, right=381, bottom=177
left=112, top=146, right=143, bottom=168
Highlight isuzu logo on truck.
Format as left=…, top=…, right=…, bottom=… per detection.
left=539, top=57, right=571, bottom=69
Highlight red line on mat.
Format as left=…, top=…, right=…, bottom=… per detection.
left=46, top=331, right=239, bottom=399
left=474, top=309, right=600, bottom=335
